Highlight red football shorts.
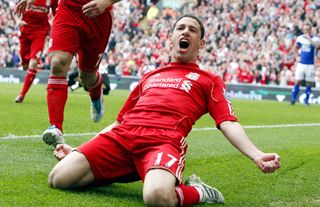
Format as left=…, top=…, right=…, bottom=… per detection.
left=77, top=125, right=188, bottom=184
left=19, top=33, right=47, bottom=66
left=48, top=2, right=112, bottom=72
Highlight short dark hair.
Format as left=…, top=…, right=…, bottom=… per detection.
left=304, top=21, right=312, bottom=28
left=172, top=14, right=205, bottom=39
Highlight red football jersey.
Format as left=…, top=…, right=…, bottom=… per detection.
left=21, top=0, right=58, bottom=34
left=117, top=62, right=238, bottom=137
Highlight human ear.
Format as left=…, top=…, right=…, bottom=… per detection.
left=199, top=38, right=205, bottom=49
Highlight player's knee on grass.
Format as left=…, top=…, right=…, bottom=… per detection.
left=143, top=185, right=177, bottom=207
left=48, top=152, right=93, bottom=189
left=143, top=169, right=178, bottom=207
left=48, top=166, right=75, bottom=189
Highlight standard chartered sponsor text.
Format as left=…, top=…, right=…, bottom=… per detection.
left=147, top=77, right=182, bottom=83
left=144, top=77, right=182, bottom=89
left=144, top=82, right=180, bottom=89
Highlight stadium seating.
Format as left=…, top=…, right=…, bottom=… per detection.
left=1, top=0, right=320, bottom=86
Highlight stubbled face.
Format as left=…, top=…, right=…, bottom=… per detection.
left=170, top=17, right=205, bottom=63
left=303, top=24, right=311, bottom=36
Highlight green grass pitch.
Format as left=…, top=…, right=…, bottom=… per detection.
left=1, top=82, right=320, bottom=207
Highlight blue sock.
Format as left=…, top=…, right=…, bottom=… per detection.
left=291, top=84, right=300, bottom=103
left=305, top=86, right=311, bottom=104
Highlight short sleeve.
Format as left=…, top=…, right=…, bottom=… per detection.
left=207, top=77, right=237, bottom=128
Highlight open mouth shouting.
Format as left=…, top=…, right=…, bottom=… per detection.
left=179, top=38, right=190, bottom=49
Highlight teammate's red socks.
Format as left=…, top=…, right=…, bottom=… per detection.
left=86, top=72, right=102, bottom=100
left=47, top=76, right=68, bottom=131
left=20, top=68, right=37, bottom=97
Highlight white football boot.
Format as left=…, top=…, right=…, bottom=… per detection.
left=42, top=125, right=64, bottom=147
left=185, top=174, right=225, bottom=204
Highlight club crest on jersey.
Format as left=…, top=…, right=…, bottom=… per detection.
left=180, top=80, right=192, bottom=93
left=185, top=72, right=200, bottom=81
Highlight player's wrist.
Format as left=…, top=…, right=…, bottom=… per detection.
left=251, top=152, right=265, bottom=163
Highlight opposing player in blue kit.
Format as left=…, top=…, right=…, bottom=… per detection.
left=291, top=22, right=320, bottom=105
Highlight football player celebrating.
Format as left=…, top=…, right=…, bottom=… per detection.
left=48, top=14, right=281, bottom=206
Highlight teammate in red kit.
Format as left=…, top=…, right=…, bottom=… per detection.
left=15, top=0, right=122, bottom=146
left=14, top=0, right=58, bottom=103
left=48, top=15, right=281, bottom=206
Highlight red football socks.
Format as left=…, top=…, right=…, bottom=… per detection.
left=86, top=72, right=102, bottom=100
left=47, top=76, right=68, bottom=131
left=175, top=184, right=202, bottom=206
left=20, top=68, right=37, bottom=97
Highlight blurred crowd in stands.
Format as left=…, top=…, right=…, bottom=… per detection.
left=1, top=0, right=320, bottom=87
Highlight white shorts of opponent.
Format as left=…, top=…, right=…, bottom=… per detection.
left=295, top=63, right=315, bottom=82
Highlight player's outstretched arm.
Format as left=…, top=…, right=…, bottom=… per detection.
left=83, top=0, right=122, bottom=18
left=219, top=121, right=281, bottom=173
left=14, top=0, right=35, bottom=16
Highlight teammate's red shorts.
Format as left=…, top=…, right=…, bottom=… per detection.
left=48, top=2, right=112, bottom=72
left=19, top=32, right=47, bottom=66
left=77, top=125, right=188, bottom=185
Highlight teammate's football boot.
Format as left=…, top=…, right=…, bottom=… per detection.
left=15, top=95, right=24, bottom=103
left=42, top=125, right=64, bottom=147
left=91, top=93, right=104, bottom=123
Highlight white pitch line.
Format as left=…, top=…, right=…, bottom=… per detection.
left=0, top=132, right=97, bottom=140
left=191, top=123, right=320, bottom=131
left=1, top=123, right=320, bottom=140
